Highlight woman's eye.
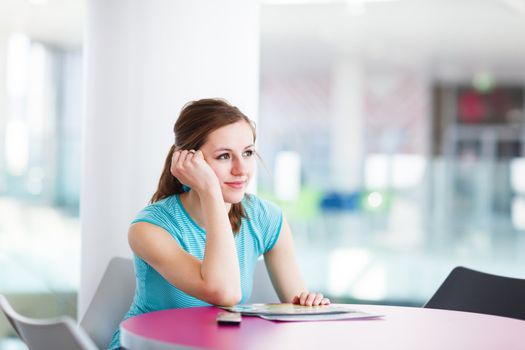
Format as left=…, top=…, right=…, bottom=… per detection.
left=217, top=153, right=230, bottom=160
left=243, top=150, right=254, bottom=157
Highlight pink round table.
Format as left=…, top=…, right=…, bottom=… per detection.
left=120, top=304, right=525, bottom=350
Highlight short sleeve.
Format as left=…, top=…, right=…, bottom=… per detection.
left=131, top=203, right=184, bottom=246
left=251, top=196, right=283, bottom=254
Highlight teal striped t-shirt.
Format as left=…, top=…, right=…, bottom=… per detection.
left=108, top=193, right=283, bottom=349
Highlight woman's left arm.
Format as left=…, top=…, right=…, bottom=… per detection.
left=263, top=217, right=330, bottom=306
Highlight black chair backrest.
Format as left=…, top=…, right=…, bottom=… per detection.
left=424, top=266, right=525, bottom=321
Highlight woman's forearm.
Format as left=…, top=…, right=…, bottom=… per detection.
left=198, top=189, right=242, bottom=305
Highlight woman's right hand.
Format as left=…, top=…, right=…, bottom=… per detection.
left=170, top=149, right=220, bottom=195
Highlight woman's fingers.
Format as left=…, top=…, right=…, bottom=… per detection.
left=193, top=150, right=204, bottom=161
left=173, top=149, right=197, bottom=172
left=312, top=293, right=324, bottom=306
left=293, top=292, right=330, bottom=306
left=177, top=150, right=189, bottom=168
left=170, top=149, right=220, bottom=193
left=185, top=150, right=195, bottom=162
left=299, top=291, right=309, bottom=306
left=171, top=150, right=181, bottom=176
left=304, top=293, right=317, bottom=306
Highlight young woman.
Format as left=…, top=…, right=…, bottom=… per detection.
left=109, top=98, right=329, bottom=349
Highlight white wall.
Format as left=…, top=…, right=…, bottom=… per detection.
left=81, top=0, right=260, bottom=317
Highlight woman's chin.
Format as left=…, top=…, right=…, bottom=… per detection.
left=222, top=192, right=245, bottom=204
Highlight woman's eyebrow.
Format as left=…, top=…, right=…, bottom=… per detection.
left=213, top=144, right=255, bottom=153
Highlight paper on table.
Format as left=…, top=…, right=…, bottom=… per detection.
left=258, top=310, right=383, bottom=322
left=221, top=303, right=358, bottom=316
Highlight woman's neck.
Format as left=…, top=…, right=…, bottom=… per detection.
left=180, top=189, right=231, bottom=228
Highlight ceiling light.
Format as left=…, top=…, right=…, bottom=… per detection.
left=28, top=0, right=48, bottom=5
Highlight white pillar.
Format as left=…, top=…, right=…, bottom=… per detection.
left=330, top=58, right=364, bottom=191
left=80, top=0, right=259, bottom=317
left=0, top=30, right=7, bottom=192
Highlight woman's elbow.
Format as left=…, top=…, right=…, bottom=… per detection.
left=216, top=294, right=241, bottom=307
left=206, top=285, right=242, bottom=306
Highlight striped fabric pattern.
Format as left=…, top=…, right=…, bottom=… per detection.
left=108, top=193, right=282, bottom=349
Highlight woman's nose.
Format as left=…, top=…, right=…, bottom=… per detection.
left=231, top=158, right=247, bottom=175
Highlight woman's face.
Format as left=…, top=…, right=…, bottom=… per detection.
left=199, top=121, right=256, bottom=204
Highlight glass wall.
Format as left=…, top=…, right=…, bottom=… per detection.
left=0, top=32, right=82, bottom=347
left=258, top=1, right=525, bottom=306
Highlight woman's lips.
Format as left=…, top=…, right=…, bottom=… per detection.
left=225, top=181, right=245, bottom=189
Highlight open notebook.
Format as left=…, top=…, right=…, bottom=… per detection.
left=220, top=303, right=383, bottom=321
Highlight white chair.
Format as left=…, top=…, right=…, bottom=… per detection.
left=247, top=258, right=280, bottom=303
left=80, top=256, right=136, bottom=350
left=0, top=294, right=98, bottom=350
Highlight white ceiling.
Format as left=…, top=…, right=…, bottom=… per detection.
left=2, top=0, right=525, bottom=80
left=0, top=0, right=84, bottom=48
left=260, top=0, right=525, bottom=80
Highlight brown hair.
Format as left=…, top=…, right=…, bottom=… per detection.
left=151, top=98, right=256, bottom=233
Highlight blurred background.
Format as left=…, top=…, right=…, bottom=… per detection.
left=2, top=0, right=525, bottom=348
left=0, top=0, right=83, bottom=348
